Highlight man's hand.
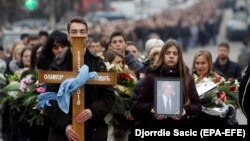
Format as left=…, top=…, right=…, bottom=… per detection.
left=65, top=124, right=80, bottom=141
left=76, top=109, right=93, bottom=123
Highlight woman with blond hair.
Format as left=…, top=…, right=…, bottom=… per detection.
left=192, top=50, right=216, bottom=79
left=192, top=50, right=238, bottom=125
left=9, top=44, right=25, bottom=74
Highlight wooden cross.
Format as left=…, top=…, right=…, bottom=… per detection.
left=38, top=36, right=116, bottom=141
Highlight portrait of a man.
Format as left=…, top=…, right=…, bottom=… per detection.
left=154, top=78, right=182, bottom=116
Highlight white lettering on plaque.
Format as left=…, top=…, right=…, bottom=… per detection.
left=95, top=76, right=110, bottom=81
left=77, top=89, right=81, bottom=105
left=77, top=51, right=81, bottom=70
left=44, top=74, right=64, bottom=80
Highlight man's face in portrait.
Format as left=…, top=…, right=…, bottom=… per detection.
left=162, top=82, right=174, bottom=97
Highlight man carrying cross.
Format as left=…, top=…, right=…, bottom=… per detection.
left=37, top=17, right=115, bottom=141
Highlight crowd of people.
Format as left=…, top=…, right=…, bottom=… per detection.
left=0, top=15, right=249, bottom=141
left=85, top=0, right=224, bottom=53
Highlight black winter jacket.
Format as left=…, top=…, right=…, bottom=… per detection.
left=239, top=61, right=250, bottom=124
left=46, top=48, right=115, bottom=141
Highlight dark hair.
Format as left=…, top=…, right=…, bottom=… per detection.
left=218, top=42, right=230, bottom=50
left=29, top=35, right=39, bottom=41
left=109, top=31, right=127, bottom=43
left=46, top=30, right=69, bottom=49
left=20, top=33, right=29, bottom=40
left=105, top=49, right=124, bottom=64
left=92, top=38, right=100, bottom=43
left=127, top=41, right=137, bottom=47
left=88, top=38, right=100, bottom=44
left=67, top=17, right=88, bottom=33
left=0, top=46, right=3, bottom=51
left=39, top=31, right=49, bottom=37
left=36, top=30, right=69, bottom=70
left=105, top=40, right=111, bottom=52
left=30, top=43, right=44, bottom=71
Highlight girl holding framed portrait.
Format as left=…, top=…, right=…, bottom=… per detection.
left=130, top=39, right=201, bottom=129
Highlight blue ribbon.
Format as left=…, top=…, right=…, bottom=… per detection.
left=37, top=65, right=98, bottom=113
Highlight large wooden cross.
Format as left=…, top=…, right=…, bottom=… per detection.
left=38, top=36, right=116, bottom=141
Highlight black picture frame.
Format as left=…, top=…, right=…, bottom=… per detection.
left=154, top=77, right=183, bottom=117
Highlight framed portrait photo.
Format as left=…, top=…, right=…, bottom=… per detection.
left=154, top=78, right=183, bottom=117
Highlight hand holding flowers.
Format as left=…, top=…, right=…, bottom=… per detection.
left=3, top=71, right=47, bottom=126
left=104, top=62, right=137, bottom=129
left=193, top=73, right=239, bottom=117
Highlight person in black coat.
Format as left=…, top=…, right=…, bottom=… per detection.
left=37, top=17, right=115, bottom=141
left=239, top=61, right=250, bottom=125
left=108, top=31, right=144, bottom=77
left=130, top=39, right=201, bottom=129
left=19, top=44, right=50, bottom=141
left=36, top=30, right=70, bottom=70
left=213, top=42, right=241, bottom=80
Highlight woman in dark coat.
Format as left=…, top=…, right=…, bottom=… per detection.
left=130, top=39, right=201, bottom=129
left=18, top=44, right=49, bottom=141
left=35, top=30, right=70, bottom=141
left=36, top=30, right=70, bottom=70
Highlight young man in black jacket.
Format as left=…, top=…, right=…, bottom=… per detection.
left=108, top=31, right=144, bottom=76
left=41, top=17, right=115, bottom=141
left=213, top=42, right=241, bottom=80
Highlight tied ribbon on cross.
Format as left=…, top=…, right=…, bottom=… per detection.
left=37, top=65, right=98, bottom=113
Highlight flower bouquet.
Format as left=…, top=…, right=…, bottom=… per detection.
left=2, top=70, right=47, bottom=126
left=105, top=62, right=136, bottom=113
left=193, top=74, right=239, bottom=117
left=104, top=62, right=137, bottom=132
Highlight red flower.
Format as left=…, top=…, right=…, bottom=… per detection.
left=119, top=73, right=133, bottom=81
left=213, top=76, right=221, bottom=84
left=229, top=85, right=236, bottom=92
